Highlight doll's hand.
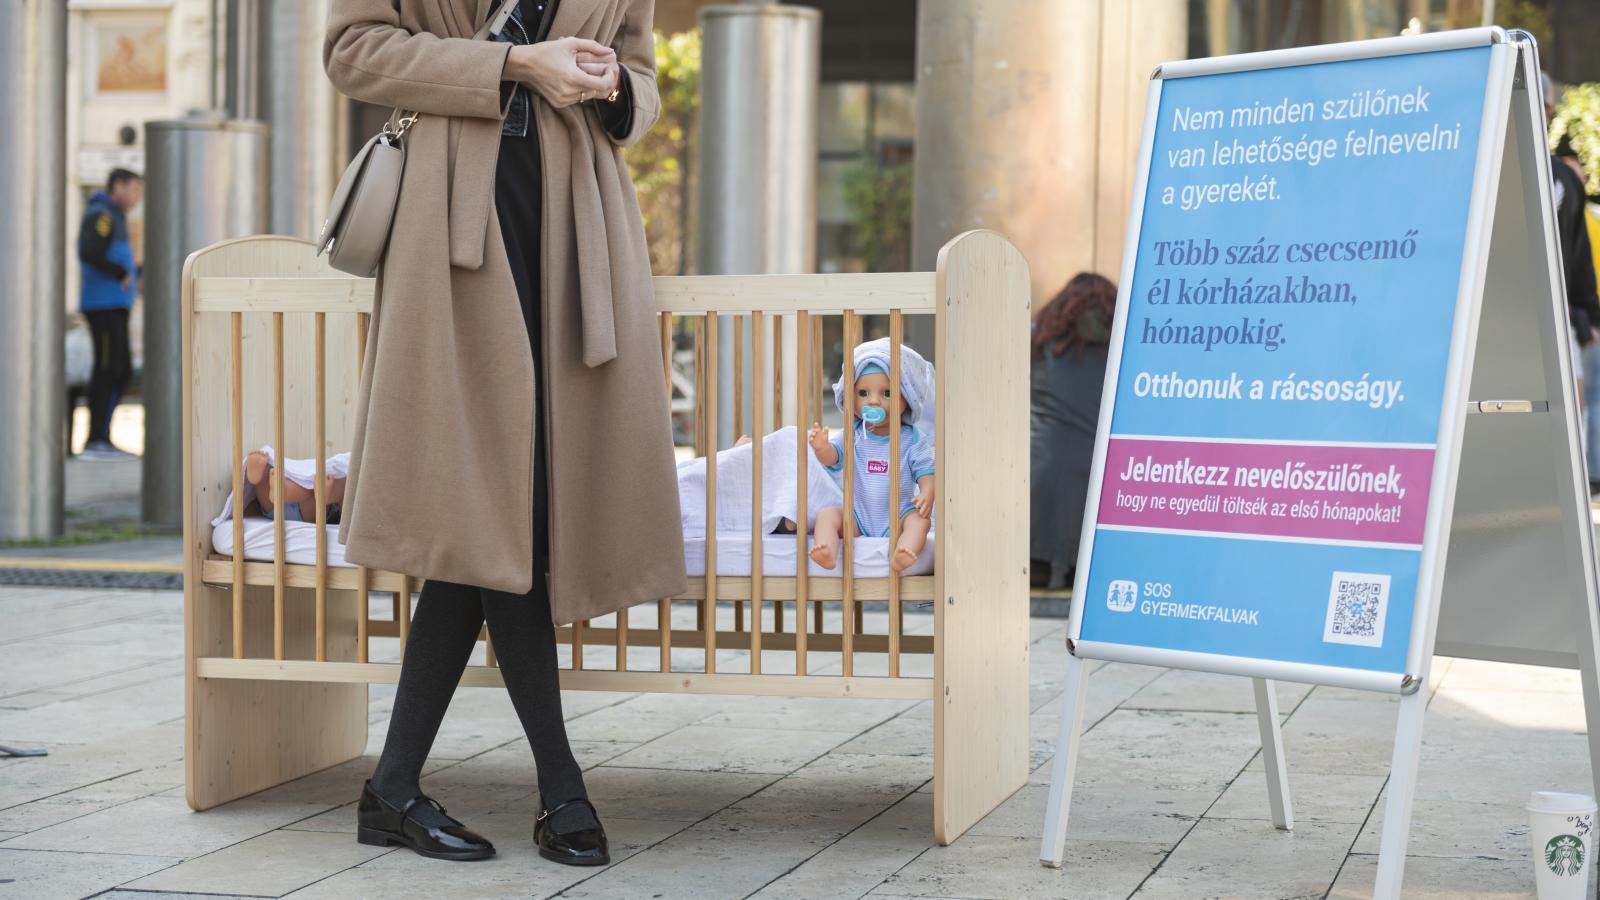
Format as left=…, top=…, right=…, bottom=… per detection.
left=808, top=422, right=830, bottom=453
left=913, top=483, right=935, bottom=517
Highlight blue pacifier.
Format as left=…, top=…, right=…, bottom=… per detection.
left=862, top=406, right=887, bottom=424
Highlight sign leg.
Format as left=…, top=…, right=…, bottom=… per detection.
left=1252, top=678, right=1293, bottom=830
left=1373, top=689, right=1428, bottom=899
left=1039, top=654, right=1090, bottom=868
left=1574, top=581, right=1600, bottom=800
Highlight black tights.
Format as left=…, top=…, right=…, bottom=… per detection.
left=368, top=575, right=596, bottom=831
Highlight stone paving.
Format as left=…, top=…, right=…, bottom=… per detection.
left=1, top=583, right=1596, bottom=899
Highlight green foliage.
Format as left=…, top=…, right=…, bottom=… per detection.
left=841, top=158, right=913, bottom=272
left=1551, top=83, right=1600, bottom=195
left=627, top=28, right=701, bottom=275
left=1497, top=0, right=1553, bottom=49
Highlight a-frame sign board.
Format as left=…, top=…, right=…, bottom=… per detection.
left=1038, top=27, right=1600, bottom=899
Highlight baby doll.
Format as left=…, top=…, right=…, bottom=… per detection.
left=809, top=354, right=936, bottom=573
left=244, top=448, right=346, bottom=524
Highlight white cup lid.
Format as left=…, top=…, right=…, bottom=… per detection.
left=1528, top=791, right=1598, bottom=814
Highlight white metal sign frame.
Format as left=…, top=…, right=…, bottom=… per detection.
left=1038, top=28, right=1600, bottom=900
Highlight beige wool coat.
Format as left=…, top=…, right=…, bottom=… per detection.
left=323, top=0, right=687, bottom=624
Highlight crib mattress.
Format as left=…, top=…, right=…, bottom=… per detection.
left=212, top=517, right=935, bottom=579
left=211, top=516, right=352, bottom=567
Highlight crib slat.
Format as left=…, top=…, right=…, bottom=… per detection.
left=794, top=310, right=809, bottom=674
left=888, top=311, right=903, bottom=677
left=315, top=312, right=328, bottom=663
left=770, top=314, right=781, bottom=648
left=573, top=619, right=585, bottom=670
left=615, top=606, right=628, bottom=671
left=693, top=316, right=706, bottom=458
left=750, top=310, right=764, bottom=674
left=397, top=578, right=411, bottom=652
left=660, top=312, right=673, bottom=675
left=840, top=311, right=857, bottom=677
left=703, top=311, right=718, bottom=674
left=357, top=565, right=370, bottom=664
left=660, top=313, right=672, bottom=392
left=733, top=314, right=743, bottom=441
left=773, top=315, right=783, bottom=453
left=811, top=314, right=825, bottom=639
left=659, top=599, right=672, bottom=672
left=354, top=313, right=369, bottom=665
left=272, top=312, right=286, bottom=661
left=230, top=312, right=245, bottom=659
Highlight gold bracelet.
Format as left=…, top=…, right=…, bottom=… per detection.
left=605, top=85, right=621, bottom=103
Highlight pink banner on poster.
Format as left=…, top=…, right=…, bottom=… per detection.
left=1097, top=437, right=1435, bottom=545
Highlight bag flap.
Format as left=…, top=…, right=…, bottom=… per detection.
left=318, top=132, right=396, bottom=253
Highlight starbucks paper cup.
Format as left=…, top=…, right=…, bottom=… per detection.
left=1527, top=791, right=1596, bottom=899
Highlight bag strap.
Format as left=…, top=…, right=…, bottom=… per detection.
left=385, top=0, right=523, bottom=140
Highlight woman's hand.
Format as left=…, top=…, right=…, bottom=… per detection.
left=575, top=50, right=621, bottom=97
left=505, top=38, right=617, bottom=108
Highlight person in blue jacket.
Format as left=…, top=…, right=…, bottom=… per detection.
left=77, top=167, right=143, bottom=458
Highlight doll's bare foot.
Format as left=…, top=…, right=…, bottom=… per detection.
left=244, top=450, right=274, bottom=512
left=809, top=540, right=838, bottom=570
left=734, top=434, right=753, bottom=447
left=244, top=450, right=269, bottom=488
left=891, top=544, right=919, bottom=573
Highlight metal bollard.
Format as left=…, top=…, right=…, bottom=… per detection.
left=141, top=114, right=269, bottom=528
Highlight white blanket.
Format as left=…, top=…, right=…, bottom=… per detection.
left=678, top=425, right=843, bottom=541
left=209, top=445, right=350, bottom=529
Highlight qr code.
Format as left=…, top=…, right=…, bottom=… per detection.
left=1322, top=571, right=1391, bottom=648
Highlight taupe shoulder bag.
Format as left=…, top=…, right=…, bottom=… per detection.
left=317, top=0, right=521, bottom=277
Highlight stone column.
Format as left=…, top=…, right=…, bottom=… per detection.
left=0, top=0, right=67, bottom=540
left=257, top=0, right=342, bottom=238
left=696, top=3, right=821, bottom=446
left=913, top=0, right=1186, bottom=316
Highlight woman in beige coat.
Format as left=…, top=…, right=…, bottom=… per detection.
left=323, top=0, right=683, bottom=868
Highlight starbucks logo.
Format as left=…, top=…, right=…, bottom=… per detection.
left=1545, top=834, right=1586, bottom=877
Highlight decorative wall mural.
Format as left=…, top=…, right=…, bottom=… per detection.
left=91, top=19, right=167, bottom=95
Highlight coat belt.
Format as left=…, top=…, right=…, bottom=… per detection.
left=446, top=112, right=619, bottom=369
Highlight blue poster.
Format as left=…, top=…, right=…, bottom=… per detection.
left=1076, top=46, right=1493, bottom=678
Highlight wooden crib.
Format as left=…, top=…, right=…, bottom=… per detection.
left=181, top=230, right=1030, bottom=843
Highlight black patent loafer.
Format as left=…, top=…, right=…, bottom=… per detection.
left=356, top=780, right=495, bottom=861
left=534, top=797, right=610, bottom=866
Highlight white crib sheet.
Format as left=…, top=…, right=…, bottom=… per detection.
left=212, top=517, right=936, bottom=578
left=212, top=516, right=351, bottom=567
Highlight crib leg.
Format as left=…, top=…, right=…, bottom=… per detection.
left=813, top=598, right=824, bottom=633
left=775, top=600, right=785, bottom=633
left=187, top=583, right=367, bottom=811
left=734, top=599, right=744, bottom=633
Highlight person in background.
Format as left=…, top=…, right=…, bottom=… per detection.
left=76, top=167, right=143, bottom=460
left=1560, top=140, right=1600, bottom=494
left=1029, top=272, right=1117, bottom=590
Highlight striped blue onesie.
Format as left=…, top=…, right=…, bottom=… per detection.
left=826, top=421, right=936, bottom=537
